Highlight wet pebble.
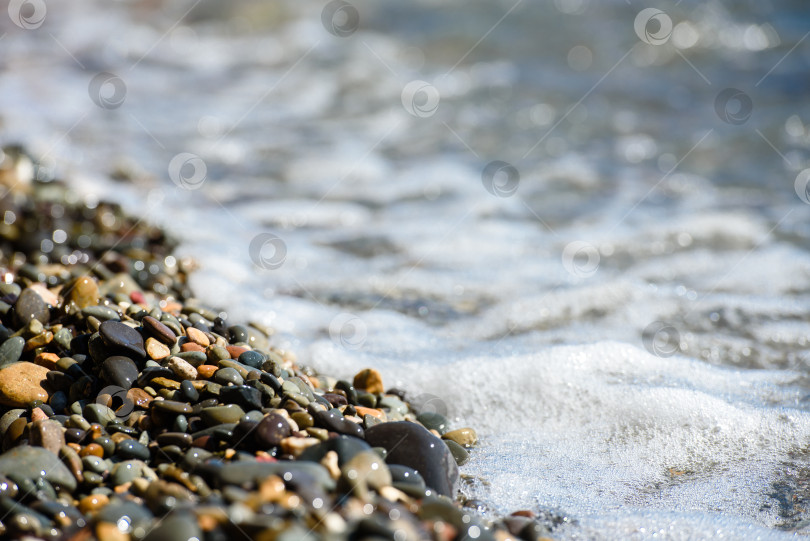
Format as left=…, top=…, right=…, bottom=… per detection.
left=200, top=404, right=245, bottom=426
left=0, top=337, right=24, bottom=368
left=254, top=412, right=291, bottom=448
left=101, top=356, right=139, bottom=390
left=365, top=421, right=459, bottom=498
left=99, top=320, right=146, bottom=359
left=141, top=315, right=177, bottom=345
left=13, top=287, right=49, bottom=327
left=0, top=362, right=50, bottom=407
left=314, top=409, right=364, bottom=439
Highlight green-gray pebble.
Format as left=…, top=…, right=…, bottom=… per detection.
left=0, top=337, right=24, bottom=368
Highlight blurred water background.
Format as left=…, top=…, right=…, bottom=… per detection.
left=2, top=0, right=810, bottom=538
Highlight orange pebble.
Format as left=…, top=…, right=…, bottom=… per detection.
left=181, top=342, right=205, bottom=353
left=79, top=443, right=104, bottom=458
left=225, top=345, right=247, bottom=358
left=196, top=365, right=218, bottom=379
left=34, top=352, right=60, bottom=370
left=30, top=407, right=48, bottom=422
left=354, top=406, right=385, bottom=420
left=78, top=493, right=109, bottom=514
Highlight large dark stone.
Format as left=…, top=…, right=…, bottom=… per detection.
left=101, top=356, right=139, bottom=390
left=313, top=409, right=364, bottom=439
left=298, top=435, right=371, bottom=466
left=254, top=412, right=291, bottom=448
left=13, top=288, right=49, bottom=327
left=99, top=320, right=146, bottom=359
left=364, top=421, right=459, bottom=498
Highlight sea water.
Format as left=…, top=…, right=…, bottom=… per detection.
left=2, top=0, right=810, bottom=538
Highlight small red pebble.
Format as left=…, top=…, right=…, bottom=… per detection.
left=130, top=291, right=146, bottom=304
left=510, top=510, right=536, bottom=518
left=255, top=454, right=277, bottom=463
left=225, top=345, right=247, bottom=359
left=181, top=342, right=206, bottom=353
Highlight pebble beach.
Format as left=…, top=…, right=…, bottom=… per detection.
left=0, top=155, right=521, bottom=540
left=3, top=1, right=810, bottom=540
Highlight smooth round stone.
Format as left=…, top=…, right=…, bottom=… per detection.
left=0, top=445, right=76, bottom=492
left=140, top=510, right=201, bottom=541
left=53, top=328, right=72, bottom=351
left=200, top=404, right=245, bottom=426
left=81, top=305, right=121, bottom=322
left=99, top=320, right=145, bottom=359
left=417, top=412, right=450, bottom=435
left=78, top=493, right=109, bottom=514
left=353, top=368, right=384, bottom=394
left=207, top=346, right=231, bottom=364
left=238, top=350, right=264, bottom=369
left=97, top=501, right=154, bottom=527
left=364, top=421, right=459, bottom=498
left=218, top=461, right=335, bottom=491
left=172, top=415, right=189, bottom=433
left=0, top=362, right=50, bottom=407
left=444, top=439, right=469, bottom=465
left=101, top=356, right=139, bottom=390
left=141, top=316, right=177, bottom=345
left=116, top=440, right=150, bottom=461
left=179, top=380, right=199, bottom=402
left=13, top=287, right=49, bottom=327
left=81, top=455, right=107, bottom=474
left=213, top=367, right=243, bottom=386
left=67, top=276, right=99, bottom=309
left=0, top=409, right=26, bottom=436
left=340, top=450, right=391, bottom=500
left=335, top=381, right=358, bottom=405
left=83, top=404, right=116, bottom=426
left=442, top=427, right=478, bottom=448
left=184, top=327, right=209, bottom=347
left=299, top=435, right=372, bottom=467
left=220, top=386, right=263, bottom=411
left=389, top=464, right=426, bottom=488
left=313, top=409, right=364, bottom=439
left=254, top=413, right=291, bottom=448
left=243, top=410, right=264, bottom=423
left=167, top=356, right=197, bottom=381
left=0, top=337, right=24, bottom=368
left=228, top=325, right=250, bottom=344
left=181, top=447, right=212, bottom=469
left=145, top=337, right=170, bottom=361
left=174, top=351, right=207, bottom=367
left=30, top=419, right=65, bottom=456
left=377, top=396, right=408, bottom=417
left=92, top=436, right=115, bottom=457
left=155, top=432, right=192, bottom=449
left=151, top=400, right=193, bottom=415
left=291, top=412, right=314, bottom=429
